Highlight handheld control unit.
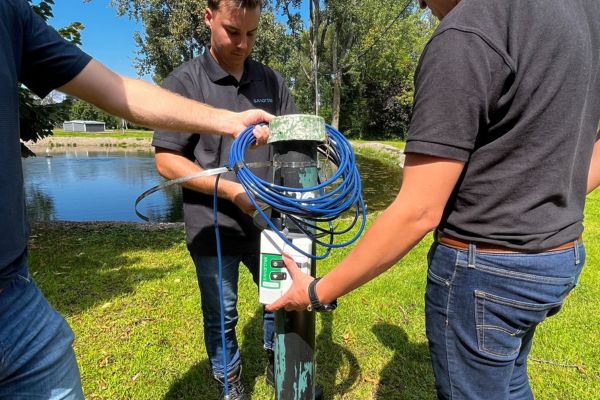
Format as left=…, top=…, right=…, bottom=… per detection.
left=259, top=229, right=312, bottom=305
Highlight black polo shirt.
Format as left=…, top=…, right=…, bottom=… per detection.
left=405, top=0, right=600, bottom=251
left=152, top=52, right=297, bottom=255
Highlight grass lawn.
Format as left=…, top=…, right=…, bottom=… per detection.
left=52, top=128, right=154, bottom=139
left=29, top=198, right=599, bottom=399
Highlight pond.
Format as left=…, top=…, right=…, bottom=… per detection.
left=22, top=148, right=402, bottom=223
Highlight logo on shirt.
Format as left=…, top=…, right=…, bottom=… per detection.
left=253, top=98, right=274, bottom=104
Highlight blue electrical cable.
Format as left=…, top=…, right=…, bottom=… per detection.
left=213, top=175, right=230, bottom=398
left=228, top=124, right=367, bottom=259
left=211, top=123, right=366, bottom=397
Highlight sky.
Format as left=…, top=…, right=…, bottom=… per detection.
left=49, top=1, right=151, bottom=81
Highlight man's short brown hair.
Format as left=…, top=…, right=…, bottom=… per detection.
left=207, top=0, right=263, bottom=11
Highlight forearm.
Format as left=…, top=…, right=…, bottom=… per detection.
left=103, top=77, right=235, bottom=135
left=265, top=154, right=464, bottom=312
left=316, top=198, right=437, bottom=304
left=155, top=151, right=242, bottom=201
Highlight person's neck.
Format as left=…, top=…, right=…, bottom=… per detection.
left=209, top=48, right=244, bottom=82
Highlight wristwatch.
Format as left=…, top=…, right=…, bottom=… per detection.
left=307, top=278, right=337, bottom=312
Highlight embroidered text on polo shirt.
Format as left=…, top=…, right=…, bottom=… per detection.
left=253, top=98, right=274, bottom=104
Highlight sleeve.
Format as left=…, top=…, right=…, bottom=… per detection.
left=405, top=28, right=511, bottom=162
left=151, top=74, right=201, bottom=156
left=19, top=0, right=92, bottom=98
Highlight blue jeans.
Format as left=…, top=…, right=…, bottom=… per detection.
left=191, top=252, right=274, bottom=378
left=425, top=240, right=585, bottom=400
left=0, top=251, right=83, bottom=399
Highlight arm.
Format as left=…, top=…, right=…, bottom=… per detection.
left=58, top=60, right=271, bottom=141
left=266, top=154, right=465, bottom=311
left=587, top=135, right=600, bottom=194
left=155, top=149, right=255, bottom=214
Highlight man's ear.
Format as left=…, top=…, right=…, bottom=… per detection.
left=204, top=7, right=213, bottom=29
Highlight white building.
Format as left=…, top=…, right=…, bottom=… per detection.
left=63, top=120, right=105, bottom=133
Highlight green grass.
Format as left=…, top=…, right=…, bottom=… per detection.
left=52, top=128, right=153, bottom=139
left=28, top=196, right=599, bottom=399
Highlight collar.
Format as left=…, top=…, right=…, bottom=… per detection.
left=201, top=50, right=263, bottom=85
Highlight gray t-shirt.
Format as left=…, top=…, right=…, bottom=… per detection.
left=405, top=0, right=600, bottom=251
left=0, top=0, right=91, bottom=275
left=152, top=53, right=297, bottom=255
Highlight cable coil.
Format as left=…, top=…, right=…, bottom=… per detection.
left=227, top=124, right=366, bottom=260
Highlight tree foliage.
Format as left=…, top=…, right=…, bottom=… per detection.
left=273, top=0, right=435, bottom=138
left=112, top=0, right=436, bottom=139
left=69, top=100, right=120, bottom=129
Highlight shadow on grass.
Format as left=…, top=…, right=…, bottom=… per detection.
left=163, top=360, right=215, bottom=399
left=163, top=305, right=266, bottom=399
left=28, top=223, right=186, bottom=315
left=316, top=312, right=361, bottom=399
left=372, top=323, right=436, bottom=399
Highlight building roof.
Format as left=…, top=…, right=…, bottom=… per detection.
left=63, top=120, right=105, bottom=124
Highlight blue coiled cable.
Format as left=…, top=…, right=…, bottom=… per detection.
left=227, top=123, right=367, bottom=259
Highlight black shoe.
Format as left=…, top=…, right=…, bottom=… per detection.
left=266, top=349, right=275, bottom=388
left=216, top=366, right=248, bottom=400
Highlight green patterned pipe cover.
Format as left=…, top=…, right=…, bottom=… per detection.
left=268, top=114, right=327, bottom=143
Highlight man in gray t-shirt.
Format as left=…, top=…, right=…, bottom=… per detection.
left=268, top=1, right=600, bottom=398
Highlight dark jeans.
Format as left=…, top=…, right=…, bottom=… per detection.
left=191, top=252, right=274, bottom=379
left=0, top=252, right=83, bottom=399
left=425, top=241, right=585, bottom=400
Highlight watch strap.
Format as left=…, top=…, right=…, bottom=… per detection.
left=307, top=278, right=337, bottom=312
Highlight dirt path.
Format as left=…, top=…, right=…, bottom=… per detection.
left=25, top=136, right=153, bottom=152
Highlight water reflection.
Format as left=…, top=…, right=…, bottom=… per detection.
left=23, top=149, right=183, bottom=223
left=22, top=150, right=401, bottom=223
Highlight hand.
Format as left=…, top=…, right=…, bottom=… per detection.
left=231, top=186, right=256, bottom=215
left=266, top=253, right=314, bottom=312
left=225, top=109, right=273, bottom=145
left=251, top=124, right=270, bottom=147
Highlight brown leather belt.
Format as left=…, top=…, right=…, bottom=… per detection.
left=436, top=233, right=582, bottom=253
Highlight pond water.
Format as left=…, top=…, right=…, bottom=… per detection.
left=22, top=148, right=402, bottom=223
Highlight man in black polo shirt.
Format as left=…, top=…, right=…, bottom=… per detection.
left=268, top=0, right=600, bottom=399
left=152, top=0, right=296, bottom=398
left=1, top=1, right=271, bottom=398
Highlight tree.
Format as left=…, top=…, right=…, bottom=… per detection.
left=353, top=1, right=436, bottom=138
left=115, top=0, right=436, bottom=137
left=20, top=0, right=85, bottom=156
left=69, top=100, right=120, bottom=129
left=276, top=0, right=329, bottom=115
left=276, top=0, right=434, bottom=135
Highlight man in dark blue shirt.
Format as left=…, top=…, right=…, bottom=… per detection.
left=0, top=1, right=270, bottom=398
